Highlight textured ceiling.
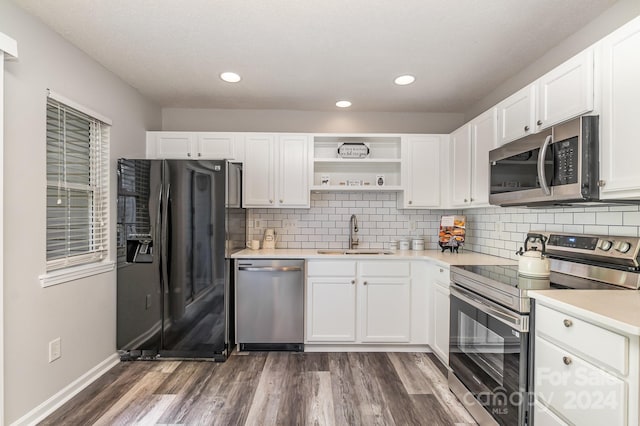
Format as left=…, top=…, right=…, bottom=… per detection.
left=14, top=0, right=616, bottom=112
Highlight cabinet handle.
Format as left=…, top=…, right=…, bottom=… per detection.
left=269, top=200, right=273, bottom=204
left=563, top=319, right=573, bottom=327
left=562, top=356, right=572, bottom=365
left=537, top=120, right=543, bottom=126
left=363, top=281, right=368, bottom=286
left=464, top=198, right=468, bottom=203
left=187, top=152, right=192, bottom=157
left=279, top=199, right=283, bottom=203
left=524, top=125, right=530, bottom=132
left=198, top=152, right=202, bottom=157
left=408, top=200, right=412, bottom=205
left=351, top=280, right=355, bottom=285
left=439, top=268, right=444, bottom=273
left=470, top=197, right=474, bottom=202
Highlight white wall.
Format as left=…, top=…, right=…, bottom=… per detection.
left=464, top=0, right=640, bottom=121
left=162, top=107, right=466, bottom=134
left=0, top=2, right=161, bottom=423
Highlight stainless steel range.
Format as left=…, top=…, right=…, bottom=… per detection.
left=448, top=231, right=640, bottom=426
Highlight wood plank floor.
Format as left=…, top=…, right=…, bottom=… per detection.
left=40, top=352, right=476, bottom=426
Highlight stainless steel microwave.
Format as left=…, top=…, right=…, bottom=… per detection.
left=489, top=116, right=599, bottom=206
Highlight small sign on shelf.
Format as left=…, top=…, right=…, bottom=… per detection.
left=337, top=142, right=370, bottom=159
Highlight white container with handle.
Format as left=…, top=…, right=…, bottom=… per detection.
left=516, top=233, right=550, bottom=277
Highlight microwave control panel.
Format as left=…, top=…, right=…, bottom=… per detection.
left=553, top=137, right=578, bottom=185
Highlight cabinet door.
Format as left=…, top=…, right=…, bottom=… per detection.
left=278, top=135, right=311, bottom=208
left=432, top=280, right=450, bottom=364
left=497, top=84, right=536, bottom=145
left=197, top=133, right=236, bottom=159
left=359, top=277, right=411, bottom=343
left=402, top=135, right=441, bottom=208
left=243, top=134, right=276, bottom=207
left=599, top=16, right=640, bottom=199
left=306, top=277, right=356, bottom=342
left=537, top=48, right=594, bottom=131
left=449, top=125, right=472, bottom=207
left=150, top=132, right=195, bottom=159
left=470, top=108, right=497, bottom=206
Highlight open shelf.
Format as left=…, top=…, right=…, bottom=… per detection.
left=310, top=185, right=403, bottom=192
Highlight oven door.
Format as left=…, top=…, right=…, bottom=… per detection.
left=449, top=285, right=529, bottom=426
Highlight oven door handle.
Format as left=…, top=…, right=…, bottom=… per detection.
left=537, top=134, right=553, bottom=196
left=450, top=285, right=529, bottom=332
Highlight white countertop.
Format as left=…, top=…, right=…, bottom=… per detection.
left=231, top=248, right=516, bottom=267
left=530, top=290, right=640, bottom=336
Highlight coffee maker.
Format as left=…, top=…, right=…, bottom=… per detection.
left=262, top=228, right=276, bottom=249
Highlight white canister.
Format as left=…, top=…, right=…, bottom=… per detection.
left=399, top=238, right=410, bottom=250
left=411, top=238, right=425, bottom=251
left=389, top=240, right=399, bottom=250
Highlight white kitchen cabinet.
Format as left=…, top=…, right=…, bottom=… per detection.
left=533, top=300, right=640, bottom=426
left=536, top=48, right=594, bottom=131
left=599, top=16, right=640, bottom=200
left=398, top=135, right=443, bottom=208
left=306, top=260, right=418, bottom=345
left=430, top=264, right=450, bottom=365
left=496, top=85, right=536, bottom=145
left=146, top=131, right=243, bottom=160
left=243, top=134, right=311, bottom=208
left=450, top=108, right=496, bottom=208
left=359, top=262, right=411, bottom=343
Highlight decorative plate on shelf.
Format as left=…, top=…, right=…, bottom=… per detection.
left=337, top=142, right=370, bottom=158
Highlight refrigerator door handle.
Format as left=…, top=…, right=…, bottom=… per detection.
left=161, top=182, right=171, bottom=293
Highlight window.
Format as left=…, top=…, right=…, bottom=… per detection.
left=46, top=92, right=110, bottom=271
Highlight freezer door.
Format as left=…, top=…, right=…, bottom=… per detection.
left=116, top=159, right=163, bottom=355
left=161, top=160, right=227, bottom=357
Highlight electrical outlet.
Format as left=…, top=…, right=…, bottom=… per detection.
left=49, top=337, right=61, bottom=363
left=254, top=219, right=263, bottom=228
left=408, top=220, right=416, bottom=232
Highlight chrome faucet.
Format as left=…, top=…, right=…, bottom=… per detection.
left=349, top=214, right=359, bottom=249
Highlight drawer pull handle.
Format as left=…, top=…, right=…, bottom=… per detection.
left=351, top=280, right=355, bottom=285
left=439, top=268, right=444, bottom=273
left=363, top=281, right=368, bottom=286
left=563, top=356, right=572, bottom=365
left=563, top=319, right=573, bottom=327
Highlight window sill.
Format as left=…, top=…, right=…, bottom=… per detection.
left=39, top=261, right=115, bottom=288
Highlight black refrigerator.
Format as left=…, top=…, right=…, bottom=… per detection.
left=116, top=159, right=245, bottom=361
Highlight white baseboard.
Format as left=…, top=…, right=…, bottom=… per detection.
left=303, top=344, right=431, bottom=352
left=10, top=353, right=120, bottom=426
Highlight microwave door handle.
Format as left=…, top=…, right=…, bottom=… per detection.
left=538, top=135, right=553, bottom=196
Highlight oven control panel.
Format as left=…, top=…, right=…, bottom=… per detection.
left=537, top=231, right=640, bottom=268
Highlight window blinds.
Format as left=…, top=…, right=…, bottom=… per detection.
left=46, top=95, right=110, bottom=270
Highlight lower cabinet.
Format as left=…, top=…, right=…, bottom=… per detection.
left=430, top=265, right=450, bottom=364
left=533, top=301, right=640, bottom=426
left=306, top=260, right=420, bottom=345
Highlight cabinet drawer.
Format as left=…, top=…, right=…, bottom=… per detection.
left=534, top=399, right=569, bottom=426
left=359, top=261, right=410, bottom=277
left=433, top=265, right=450, bottom=285
left=536, top=304, right=628, bottom=375
left=307, top=261, right=356, bottom=277
left=535, top=336, right=626, bottom=426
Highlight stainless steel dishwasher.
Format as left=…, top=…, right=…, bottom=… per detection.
left=235, top=259, right=304, bottom=351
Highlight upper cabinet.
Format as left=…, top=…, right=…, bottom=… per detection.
left=536, top=48, right=594, bottom=131
left=243, top=134, right=311, bottom=208
left=496, top=47, right=595, bottom=146
left=496, top=85, right=536, bottom=145
left=599, top=16, right=640, bottom=200
left=398, top=135, right=445, bottom=209
left=450, top=108, right=497, bottom=208
left=311, top=136, right=402, bottom=191
left=146, top=132, right=244, bottom=161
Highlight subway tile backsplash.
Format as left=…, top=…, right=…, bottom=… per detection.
left=247, top=192, right=459, bottom=250
left=246, top=192, right=640, bottom=260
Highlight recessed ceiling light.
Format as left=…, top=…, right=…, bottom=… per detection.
left=394, top=75, right=416, bottom=86
left=220, top=72, right=241, bottom=83
left=336, top=100, right=352, bottom=108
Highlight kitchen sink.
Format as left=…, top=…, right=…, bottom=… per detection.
left=316, top=249, right=394, bottom=255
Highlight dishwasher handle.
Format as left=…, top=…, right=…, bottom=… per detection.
left=238, top=266, right=302, bottom=272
